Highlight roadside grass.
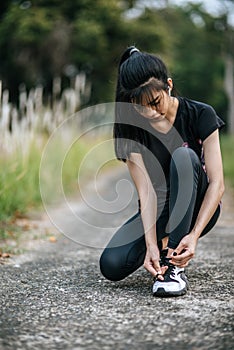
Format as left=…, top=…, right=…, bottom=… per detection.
left=0, top=133, right=117, bottom=241
left=220, top=134, right=234, bottom=188
left=0, top=143, right=42, bottom=221
left=61, top=135, right=117, bottom=195
left=1, top=132, right=233, bottom=244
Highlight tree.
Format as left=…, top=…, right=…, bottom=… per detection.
left=0, top=2, right=58, bottom=101
left=0, top=0, right=232, bottom=122
left=219, top=0, right=234, bottom=133
left=0, top=0, right=136, bottom=104
left=160, top=3, right=229, bottom=124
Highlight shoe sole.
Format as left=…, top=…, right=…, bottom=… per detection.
left=153, top=286, right=188, bottom=298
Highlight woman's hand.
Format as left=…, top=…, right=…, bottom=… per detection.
left=170, top=233, right=198, bottom=268
left=144, top=244, right=168, bottom=279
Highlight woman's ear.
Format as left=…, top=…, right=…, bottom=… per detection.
left=167, top=78, right=173, bottom=96
left=167, top=78, right=173, bottom=90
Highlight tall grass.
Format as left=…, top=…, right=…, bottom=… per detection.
left=0, top=141, right=42, bottom=220
left=0, top=73, right=95, bottom=239
left=0, top=135, right=114, bottom=222
left=1, top=133, right=233, bottom=222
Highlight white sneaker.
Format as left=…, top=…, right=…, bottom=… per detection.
left=153, top=263, right=189, bottom=297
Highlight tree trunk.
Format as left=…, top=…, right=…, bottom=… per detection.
left=224, top=55, right=234, bottom=134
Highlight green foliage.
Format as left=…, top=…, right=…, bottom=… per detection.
left=0, top=134, right=116, bottom=223
left=127, top=8, right=172, bottom=54
left=220, top=135, right=234, bottom=188
left=62, top=135, right=117, bottom=196
left=0, top=2, right=59, bottom=98
left=0, top=143, right=42, bottom=221
left=165, top=4, right=229, bottom=121
left=0, top=0, right=233, bottom=117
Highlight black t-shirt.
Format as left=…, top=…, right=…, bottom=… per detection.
left=129, top=97, right=225, bottom=199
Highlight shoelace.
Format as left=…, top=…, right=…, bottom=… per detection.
left=158, top=263, right=177, bottom=283
left=165, top=264, right=176, bottom=278
left=157, top=254, right=176, bottom=282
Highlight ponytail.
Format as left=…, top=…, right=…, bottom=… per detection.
left=118, top=46, right=140, bottom=69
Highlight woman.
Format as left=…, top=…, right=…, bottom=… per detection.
left=99, top=46, right=225, bottom=297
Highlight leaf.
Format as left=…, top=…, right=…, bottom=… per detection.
left=2, top=253, right=10, bottom=258
left=49, top=236, right=57, bottom=243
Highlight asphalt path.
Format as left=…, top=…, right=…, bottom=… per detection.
left=0, top=167, right=234, bottom=350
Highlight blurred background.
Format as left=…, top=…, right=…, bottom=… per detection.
left=0, top=0, right=233, bottom=243
left=0, top=0, right=233, bottom=122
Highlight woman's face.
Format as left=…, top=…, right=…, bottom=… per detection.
left=133, top=89, right=171, bottom=123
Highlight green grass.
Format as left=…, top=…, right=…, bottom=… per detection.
left=0, top=143, right=41, bottom=221
left=0, top=133, right=117, bottom=240
left=62, top=135, right=118, bottom=195
left=220, top=134, right=234, bottom=188
left=1, top=132, right=232, bottom=242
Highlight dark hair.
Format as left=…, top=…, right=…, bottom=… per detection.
left=114, top=46, right=171, bottom=161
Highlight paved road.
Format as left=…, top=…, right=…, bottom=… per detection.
left=0, top=168, right=234, bottom=350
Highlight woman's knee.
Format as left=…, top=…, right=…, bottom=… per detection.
left=171, top=147, right=200, bottom=175
left=172, top=147, right=198, bottom=164
left=99, top=249, right=124, bottom=281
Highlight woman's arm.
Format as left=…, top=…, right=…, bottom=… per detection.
left=172, top=129, right=225, bottom=266
left=127, top=153, right=167, bottom=278
left=191, top=129, right=225, bottom=236
left=127, top=153, right=157, bottom=245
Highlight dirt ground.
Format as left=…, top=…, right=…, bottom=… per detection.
left=0, top=168, right=233, bottom=350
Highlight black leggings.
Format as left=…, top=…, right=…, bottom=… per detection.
left=99, top=147, right=221, bottom=281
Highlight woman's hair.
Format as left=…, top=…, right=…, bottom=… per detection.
left=114, top=46, right=171, bottom=162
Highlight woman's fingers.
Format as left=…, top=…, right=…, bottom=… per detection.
left=152, top=259, right=163, bottom=278
left=151, top=262, right=168, bottom=280
left=179, top=262, right=189, bottom=268
left=144, top=258, right=166, bottom=279
left=171, top=249, right=193, bottom=266
left=171, top=234, right=197, bottom=267
left=158, top=265, right=168, bottom=279
left=144, top=262, right=158, bottom=277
